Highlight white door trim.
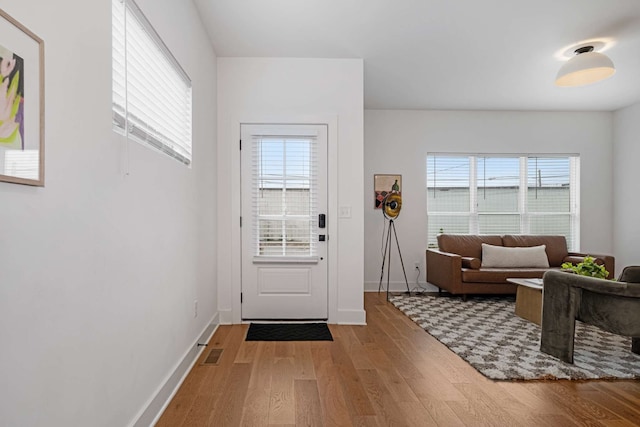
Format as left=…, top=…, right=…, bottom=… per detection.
left=226, top=114, right=339, bottom=324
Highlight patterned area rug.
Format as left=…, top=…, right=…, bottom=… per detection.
left=389, top=294, right=640, bottom=380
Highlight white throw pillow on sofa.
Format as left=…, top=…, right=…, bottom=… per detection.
left=481, top=243, right=550, bottom=268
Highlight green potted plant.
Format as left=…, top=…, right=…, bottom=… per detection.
left=561, top=256, right=609, bottom=279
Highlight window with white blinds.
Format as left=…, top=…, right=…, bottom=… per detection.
left=112, top=0, right=192, bottom=165
left=251, top=135, right=318, bottom=257
left=427, top=154, right=580, bottom=250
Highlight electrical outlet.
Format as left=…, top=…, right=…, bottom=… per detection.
left=414, top=261, right=420, bottom=269
left=194, top=300, right=198, bottom=318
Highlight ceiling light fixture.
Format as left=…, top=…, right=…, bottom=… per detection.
left=555, top=45, right=615, bottom=87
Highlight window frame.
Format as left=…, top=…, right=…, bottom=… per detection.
left=426, top=154, right=580, bottom=250
left=250, top=130, right=320, bottom=260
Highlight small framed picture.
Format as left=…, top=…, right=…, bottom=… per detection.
left=374, top=174, right=401, bottom=208
left=0, top=8, right=45, bottom=186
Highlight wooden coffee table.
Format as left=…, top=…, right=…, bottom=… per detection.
left=507, top=278, right=543, bottom=325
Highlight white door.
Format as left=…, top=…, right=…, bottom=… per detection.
left=241, top=124, right=328, bottom=320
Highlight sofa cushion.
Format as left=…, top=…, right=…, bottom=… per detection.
left=502, top=235, right=568, bottom=267
left=481, top=244, right=550, bottom=268
left=437, top=234, right=503, bottom=259
left=462, top=268, right=555, bottom=283
left=461, top=257, right=481, bottom=269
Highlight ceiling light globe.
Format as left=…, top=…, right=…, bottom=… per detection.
left=555, top=51, right=615, bottom=87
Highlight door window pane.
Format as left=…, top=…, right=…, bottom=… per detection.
left=253, top=136, right=317, bottom=256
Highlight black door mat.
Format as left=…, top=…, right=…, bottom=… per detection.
left=245, top=323, right=333, bottom=341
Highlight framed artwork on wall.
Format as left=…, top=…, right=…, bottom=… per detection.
left=374, top=174, right=401, bottom=208
left=0, top=8, right=44, bottom=186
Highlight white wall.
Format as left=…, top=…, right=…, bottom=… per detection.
left=0, top=1, right=218, bottom=426
left=365, top=110, right=614, bottom=290
left=217, top=58, right=365, bottom=324
left=613, top=102, right=640, bottom=270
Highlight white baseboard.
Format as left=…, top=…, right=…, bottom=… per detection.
left=130, top=313, right=219, bottom=427
left=336, top=309, right=367, bottom=325
left=218, top=309, right=233, bottom=324
left=364, top=281, right=438, bottom=293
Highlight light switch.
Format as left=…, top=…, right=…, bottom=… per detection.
left=339, top=206, right=351, bottom=218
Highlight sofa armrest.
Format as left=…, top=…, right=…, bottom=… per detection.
left=543, top=270, right=640, bottom=298
left=426, top=249, right=462, bottom=293
left=566, top=252, right=615, bottom=279
left=461, top=256, right=481, bottom=269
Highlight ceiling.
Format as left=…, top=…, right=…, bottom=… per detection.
left=193, top=0, right=640, bottom=112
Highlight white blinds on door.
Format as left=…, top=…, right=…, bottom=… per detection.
left=251, top=135, right=318, bottom=258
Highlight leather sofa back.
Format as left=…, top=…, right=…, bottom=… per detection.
left=436, top=234, right=569, bottom=267
left=437, top=234, right=502, bottom=259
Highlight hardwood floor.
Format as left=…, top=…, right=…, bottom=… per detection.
left=157, top=292, right=640, bottom=426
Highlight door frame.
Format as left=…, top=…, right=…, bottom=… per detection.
left=228, top=114, right=339, bottom=324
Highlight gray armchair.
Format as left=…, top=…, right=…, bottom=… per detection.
left=540, top=267, right=640, bottom=363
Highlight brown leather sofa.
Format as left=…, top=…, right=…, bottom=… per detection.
left=426, top=234, right=614, bottom=299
